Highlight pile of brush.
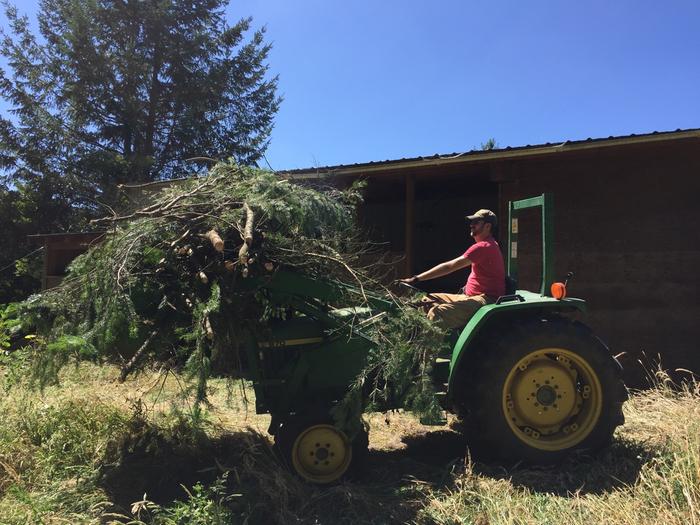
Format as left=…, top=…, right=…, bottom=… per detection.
left=19, top=162, right=445, bottom=420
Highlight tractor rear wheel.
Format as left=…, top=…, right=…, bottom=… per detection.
left=459, top=318, right=626, bottom=463
left=275, top=415, right=368, bottom=484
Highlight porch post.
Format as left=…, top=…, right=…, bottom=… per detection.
left=404, top=174, right=415, bottom=276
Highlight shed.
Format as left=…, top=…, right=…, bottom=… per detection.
left=28, top=232, right=106, bottom=289
left=281, top=128, right=700, bottom=383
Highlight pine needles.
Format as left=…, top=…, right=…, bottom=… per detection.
left=18, top=162, right=446, bottom=421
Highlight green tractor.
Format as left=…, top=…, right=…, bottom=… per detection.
left=239, top=194, right=626, bottom=483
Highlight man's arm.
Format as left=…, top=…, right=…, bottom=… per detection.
left=402, top=255, right=471, bottom=284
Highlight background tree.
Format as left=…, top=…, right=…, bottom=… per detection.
left=480, top=138, right=498, bottom=151
left=0, top=0, right=281, bottom=302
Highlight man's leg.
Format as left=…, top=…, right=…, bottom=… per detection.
left=426, top=293, right=488, bottom=330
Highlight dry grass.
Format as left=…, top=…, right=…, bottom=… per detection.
left=0, top=360, right=698, bottom=524
left=419, top=372, right=700, bottom=525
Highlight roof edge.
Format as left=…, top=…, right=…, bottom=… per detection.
left=282, top=128, right=700, bottom=179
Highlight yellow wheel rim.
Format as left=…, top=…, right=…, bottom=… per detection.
left=291, top=424, right=352, bottom=483
left=502, top=348, right=603, bottom=451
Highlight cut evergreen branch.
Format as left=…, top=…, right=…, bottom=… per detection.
left=18, top=162, right=447, bottom=421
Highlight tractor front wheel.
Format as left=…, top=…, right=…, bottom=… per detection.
left=275, top=415, right=368, bottom=484
left=459, top=318, right=626, bottom=463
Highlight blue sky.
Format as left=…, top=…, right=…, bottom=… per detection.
left=3, top=0, right=700, bottom=170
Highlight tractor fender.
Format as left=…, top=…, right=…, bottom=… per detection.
left=446, top=293, right=587, bottom=400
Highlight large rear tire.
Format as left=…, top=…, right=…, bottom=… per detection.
left=458, top=318, right=626, bottom=464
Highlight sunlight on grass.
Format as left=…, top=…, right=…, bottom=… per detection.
left=419, top=371, right=700, bottom=525
left=0, top=359, right=697, bottom=524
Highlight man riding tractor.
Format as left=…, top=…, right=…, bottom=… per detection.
left=402, top=208, right=505, bottom=329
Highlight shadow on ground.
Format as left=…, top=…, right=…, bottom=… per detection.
left=98, top=426, right=428, bottom=524
left=475, top=437, right=656, bottom=496
left=374, top=426, right=655, bottom=496
left=98, top=423, right=656, bottom=524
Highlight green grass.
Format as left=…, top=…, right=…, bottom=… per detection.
left=0, top=356, right=697, bottom=525
left=0, top=395, right=127, bottom=523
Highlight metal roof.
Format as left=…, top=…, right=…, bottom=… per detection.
left=280, top=128, right=700, bottom=178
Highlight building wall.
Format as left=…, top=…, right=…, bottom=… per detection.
left=498, top=139, right=700, bottom=385
left=31, top=233, right=106, bottom=290
left=359, top=171, right=498, bottom=291
left=355, top=139, right=700, bottom=385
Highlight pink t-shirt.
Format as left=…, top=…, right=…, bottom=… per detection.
left=462, top=237, right=505, bottom=298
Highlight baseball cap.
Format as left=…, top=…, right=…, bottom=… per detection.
left=465, top=209, right=497, bottom=225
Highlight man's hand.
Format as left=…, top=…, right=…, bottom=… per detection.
left=400, top=276, right=420, bottom=285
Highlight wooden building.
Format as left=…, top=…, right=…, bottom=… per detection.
left=28, top=232, right=106, bottom=289
left=282, top=128, right=700, bottom=384
left=32, top=128, right=700, bottom=383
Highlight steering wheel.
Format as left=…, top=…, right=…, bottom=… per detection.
left=392, top=279, right=423, bottom=293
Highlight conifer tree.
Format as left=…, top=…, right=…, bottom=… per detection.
left=0, top=0, right=281, bottom=301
